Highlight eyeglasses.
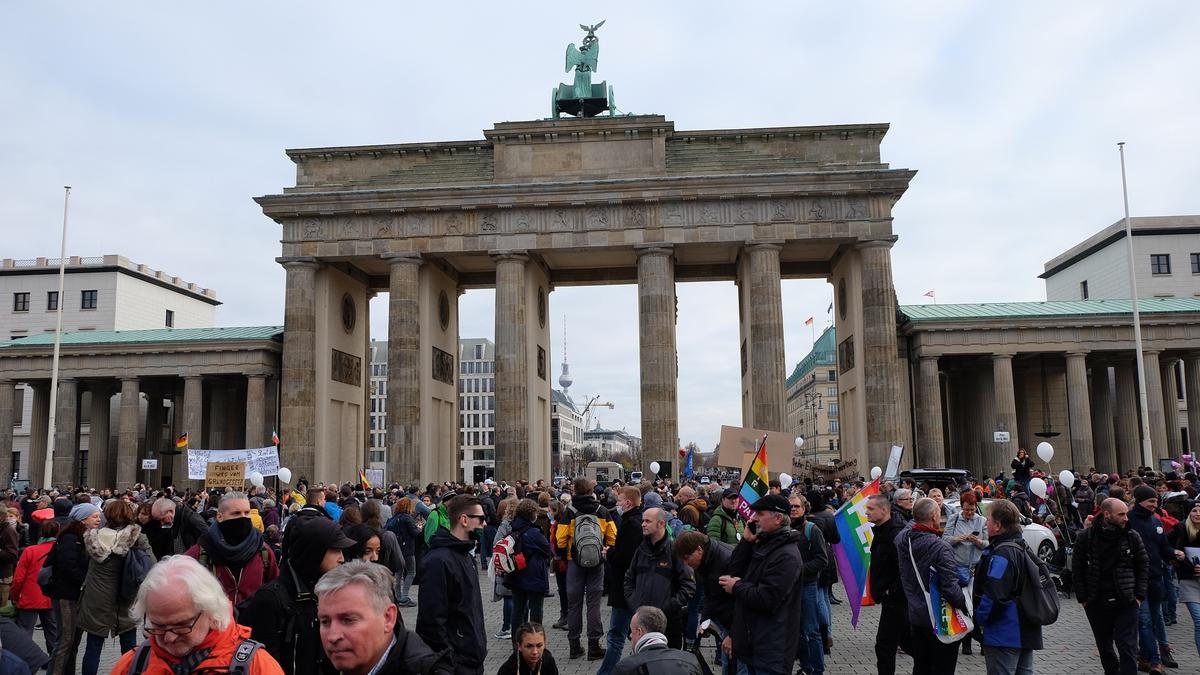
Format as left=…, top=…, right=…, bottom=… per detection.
left=144, top=612, right=202, bottom=637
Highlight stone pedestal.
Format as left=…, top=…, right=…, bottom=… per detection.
left=386, top=253, right=423, bottom=483
left=1114, top=360, right=1142, bottom=472
left=0, top=382, right=13, bottom=485
left=638, top=245, right=679, bottom=471
left=494, top=253, right=529, bottom=483
left=1186, top=355, right=1200, bottom=453
left=992, top=353, right=1019, bottom=478
left=1066, top=352, right=1095, bottom=471
left=246, top=375, right=267, bottom=448
left=280, top=259, right=319, bottom=484
left=1162, top=359, right=1181, bottom=455
left=1090, top=366, right=1117, bottom=473
left=1143, top=351, right=1168, bottom=460
left=116, top=378, right=140, bottom=490
left=28, top=384, right=50, bottom=487
left=87, top=384, right=113, bottom=488
left=858, top=241, right=904, bottom=469
left=917, top=356, right=945, bottom=467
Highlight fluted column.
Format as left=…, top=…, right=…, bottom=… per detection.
left=637, top=245, right=679, bottom=470
left=992, top=353, right=1019, bottom=478
left=1090, top=366, right=1117, bottom=473
left=116, top=377, right=140, bottom=490
left=1065, top=352, right=1095, bottom=471
left=858, top=241, right=904, bottom=468
left=1143, top=350, right=1168, bottom=461
left=744, top=243, right=787, bottom=432
left=280, top=259, right=319, bottom=483
left=1114, top=359, right=1141, bottom=473
left=86, top=383, right=113, bottom=488
left=1162, top=358, right=1181, bottom=456
left=51, top=379, right=80, bottom=487
left=1186, top=355, right=1200, bottom=454
left=917, top=356, right=945, bottom=467
left=245, top=374, right=267, bottom=448
left=385, top=253, right=422, bottom=483
left=28, top=384, right=50, bottom=487
left=178, top=376, right=204, bottom=486
left=494, top=252, right=529, bottom=482
left=0, top=382, right=14, bottom=485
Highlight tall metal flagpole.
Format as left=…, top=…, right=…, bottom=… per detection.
left=45, top=186, right=71, bottom=488
left=1118, top=143, right=1154, bottom=468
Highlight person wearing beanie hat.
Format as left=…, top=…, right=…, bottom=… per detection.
left=69, top=503, right=100, bottom=523
left=1128, top=484, right=1178, bottom=670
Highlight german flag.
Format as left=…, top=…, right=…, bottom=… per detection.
left=175, top=433, right=188, bottom=449
left=359, top=469, right=371, bottom=490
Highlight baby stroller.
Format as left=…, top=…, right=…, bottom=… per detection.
left=692, top=618, right=728, bottom=675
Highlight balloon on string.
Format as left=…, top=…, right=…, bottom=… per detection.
left=249, top=471, right=265, bottom=488
left=795, top=436, right=805, bottom=449
left=278, top=467, right=292, bottom=484
left=779, top=473, right=793, bottom=490
left=650, top=461, right=661, bottom=475
left=1029, top=477, right=1048, bottom=499
left=1036, top=442, right=1054, bottom=463
left=870, top=466, right=882, bottom=480
left=1058, top=470, right=1075, bottom=489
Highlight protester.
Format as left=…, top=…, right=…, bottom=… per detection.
left=1168, top=500, right=1200, bottom=658
left=185, top=491, right=280, bottom=605
left=896, top=497, right=966, bottom=675
left=1074, top=497, right=1150, bottom=675
left=147, top=495, right=207, bottom=560
left=623, top=507, right=695, bottom=648
left=719, top=493, right=803, bottom=675
left=388, top=497, right=421, bottom=607
left=109, top=555, right=284, bottom=674
left=613, top=606, right=703, bottom=675
left=554, top=478, right=617, bottom=660
left=497, top=623, right=560, bottom=675
left=1128, top=484, right=1179, bottom=670
left=78, top=499, right=155, bottom=675
left=596, top=485, right=644, bottom=675
left=0, top=506, right=19, bottom=607
left=705, top=489, right=744, bottom=546
left=973, top=499, right=1043, bottom=674
left=865, top=493, right=911, bottom=675
left=1011, top=449, right=1035, bottom=492
left=45, top=501, right=100, bottom=675
left=9, top=519, right=58, bottom=656
left=942, top=490, right=987, bottom=655
left=281, top=487, right=335, bottom=558
left=416, top=494, right=488, bottom=674
left=673, top=530, right=735, bottom=674
left=789, top=493, right=829, bottom=675
left=506, top=498, right=552, bottom=628
left=891, top=488, right=914, bottom=523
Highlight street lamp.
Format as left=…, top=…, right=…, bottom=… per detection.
left=802, top=391, right=822, bottom=465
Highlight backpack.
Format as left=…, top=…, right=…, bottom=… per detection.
left=36, top=545, right=55, bottom=597
left=570, top=507, right=603, bottom=568
left=492, top=527, right=527, bottom=576
left=996, top=540, right=1061, bottom=626
left=128, top=637, right=263, bottom=675
left=119, top=547, right=154, bottom=604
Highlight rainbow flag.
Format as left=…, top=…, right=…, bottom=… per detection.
left=831, top=478, right=881, bottom=626
left=928, top=568, right=974, bottom=641
left=735, top=435, right=770, bottom=519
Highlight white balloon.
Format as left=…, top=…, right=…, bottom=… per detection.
left=1036, top=442, right=1054, bottom=463
left=650, top=461, right=661, bottom=475
left=278, top=467, right=292, bottom=484
left=1058, top=470, right=1075, bottom=489
left=870, top=466, right=882, bottom=480
left=249, top=471, right=265, bottom=488
left=795, top=436, right=805, bottom=449
left=1029, top=477, right=1048, bottom=499
left=779, top=473, right=793, bottom=490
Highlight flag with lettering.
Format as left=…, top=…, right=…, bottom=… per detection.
left=832, top=478, right=881, bottom=626
left=735, top=435, right=770, bottom=519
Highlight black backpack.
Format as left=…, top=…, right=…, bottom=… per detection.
left=996, top=540, right=1060, bottom=626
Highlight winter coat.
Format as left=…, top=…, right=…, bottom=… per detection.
left=10, top=540, right=53, bottom=610
left=606, top=506, right=644, bottom=609
left=808, top=509, right=840, bottom=586
left=696, top=539, right=735, bottom=629
left=0, top=522, right=18, bottom=578
left=78, top=525, right=155, bottom=637
left=1128, top=504, right=1174, bottom=581
left=942, top=509, right=989, bottom=569
left=868, top=516, right=907, bottom=606
left=726, top=527, right=804, bottom=672
left=109, top=622, right=283, bottom=675
left=505, top=516, right=551, bottom=594
left=624, top=534, right=696, bottom=619
left=493, top=520, right=514, bottom=599
left=415, top=529, right=487, bottom=672
left=792, top=518, right=828, bottom=585
left=705, top=506, right=742, bottom=546
left=1169, top=523, right=1200, bottom=580
left=496, top=648, right=560, bottom=675
left=1011, top=456, right=1035, bottom=483
left=390, top=512, right=421, bottom=557
left=612, top=643, right=703, bottom=675
left=44, top=531, right=88, bottom=601
left=1072, top=521, right=1149, bottom=607
left=553, top=493, right=617, bottom=562
left=895, top=525, right=967, bottom=629
left=973, top=532, right=1043, bottom=650
left=185, top=520, right=280, bottom=606
left=362, top=623, right=455, bottom=675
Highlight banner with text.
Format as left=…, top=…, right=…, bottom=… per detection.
left=188, top=446, right=281, bottom=480
left=205, top=461, right=247, bottom=491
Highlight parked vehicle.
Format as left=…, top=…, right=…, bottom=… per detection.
left=944, top=495, right=1058, bottom=564
left=585, top=461, right=624, bottom=484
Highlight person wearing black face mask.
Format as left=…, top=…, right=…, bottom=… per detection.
left=184, top=491, right=280, bottom=605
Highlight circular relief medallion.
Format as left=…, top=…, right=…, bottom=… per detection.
left=538, top=287, right=547, bottom=328
left=838, top=279, right=847, bottom=321
left=341, top=294, right=356, bottom=333
left=438, top=290, right=450, bottom=331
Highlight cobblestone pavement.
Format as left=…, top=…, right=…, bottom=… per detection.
left=64, top=566, right=1200, bottom=673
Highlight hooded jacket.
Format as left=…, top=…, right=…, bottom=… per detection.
left=109, top=622, right=283, bottom=675
left=704, top=505, right=743, bottom=546
left=624, top=532, right=696, bottom=618
left=726, top=526, right=804, bottom=672
left=11, top=539, right=54, bottom=610
left=606, top=505, right=644, bottom=609
left=553, top=493, right=617, bottom=562
left=415, top=528, right=487, bottom=671
left=505, top=515, right=552, bottom=594
left=1128, top=503, right=1173, bottom=582
left=78, top=524, right=156, bottom=637
left=186, top=518, right=279, bottom=605
left=895, top=525, right=967, bottom=629
left=973, top=531, right=1043, bottom=650
left=695, top=538, right=735, bottom=629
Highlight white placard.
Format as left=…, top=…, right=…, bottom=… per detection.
left=187, top=446, right=281, bottom=480
left=365, top=469, right=384, bottom=488
left=993, top=431, right=1010, bottom=443
left=141, top=459, right=158, bottom=470
left=884, top=445, right=904, bottom=480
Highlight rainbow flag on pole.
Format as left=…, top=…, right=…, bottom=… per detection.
left=831, top=478, right=881, bottom=626
left=735, top=435, right=770, bottom=519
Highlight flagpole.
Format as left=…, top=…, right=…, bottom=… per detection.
left=1119, top=142, right=1154, bottom=468
left=44, top=186, right=71, bottom=488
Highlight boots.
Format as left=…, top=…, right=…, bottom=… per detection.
left=1160, top=645, right=1178, bottom=668
left=552, top=617, right=568, bottom=630
left=588, top=640, right=606, bottom=661
left=569, top=639, right=584, bottom=660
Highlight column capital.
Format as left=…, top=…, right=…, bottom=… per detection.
left=119, top=376, right=140, bottom=385
left=276, top=256, right=320, bottom=270
left=182, top=374, right=204, bottom=383
left=855, top=237, right=898, bottom=251
left=382, top=252, right=423, bottom=268
left=490, top=250, right=529, bottom=264
left=1142, top=348, right=1163, bottom=357
left=634, top=244, right=674, bottom=258
left=991, top=351, right=1016, bottom=360
left=919, top=354, right=941, bottom=363
left=742, top=241, right=783, bottom=253
left=1066, top=350, right=1090, bottom=359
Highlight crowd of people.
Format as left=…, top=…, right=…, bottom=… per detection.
left=0, top=454, right=1192, bottom=674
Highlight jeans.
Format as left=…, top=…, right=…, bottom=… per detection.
left=50, top=598, right=83, bottom=675
left=1138, top=579, right=1169, bottom=663
left=15, top=608, right=58, bottom=659
left=500, top=595, right=513, bottom=632
left=875, top=603, right=912, bottom=675
left=595, top=605, right=632, bottom=675
left=480, top=524, right=497, bottom=569
left=798, top=582, right=824, bottom=675
left=554, top=565, right=568, bottom=620
left=1186, top=602, right=1200, bottom=658
left=1164, top=567, right=1179, bottom=624
left=566, top=562, right=604, bottom=641
left=81, top=630, right=135, bottom=675
left=399, top=554, right=416, bottom=602
left=1086, top=601, right=1139, bottom=675
left=511, top=588, right=544, bottom=628
left=984, top=647, right=1034, bottom=675
left=685, top=586, right=704, bottom=647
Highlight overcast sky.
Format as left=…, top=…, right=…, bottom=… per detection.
left=3, top=2, right=1198, bottom=453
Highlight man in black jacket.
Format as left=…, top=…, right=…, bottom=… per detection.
left=624, top=507, right=696, bottom=648
left=1128, top=485, right=1178, bottom=671
left=790, top=494, right=829, bottom=675
left=416, top=495, right=488, bottom=674
left=866, top=493, right=910, bottom=675
left=596, top=486, right=644, bottom=675
left=147, top=496, right=207, bottom=560
left=1074, top=497, right=1150, bottom=675
left=674, top=531, right=735, bottom=673
left=718, top=494, right=803, bottom=674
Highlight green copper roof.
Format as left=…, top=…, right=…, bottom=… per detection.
left=786, top=325, right=837, bottom=389
left=899, top=298, right=1200, bottom=322
left=2, top=326, right=283, bottom=348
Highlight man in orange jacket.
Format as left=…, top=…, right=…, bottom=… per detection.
left=109, top=555, right=283, bottom=675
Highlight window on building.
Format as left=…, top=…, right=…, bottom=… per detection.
left=12, top=293, right=29, bottom=312
left=828, top=402, right=839, bottom=417
left=827, top=386, right=837, bottom=397
left=827, top=369, right=836, bottom=382
left=165, top=309, right=174, bottom=327
left=1150, top=254, right=1171, bottom=275
left=46, top=291, right=58, bottom=311
left=474, top=344, right=483, bottom=359
left=460, top=362, right=467, bottom=374
left=829, top=420, right=840, bottom=434
left=81, top=289, right=97, bottom=309
left=1192, top=252, right=1200, bottom=274
left=1080, top=280, right=1089, bottom=300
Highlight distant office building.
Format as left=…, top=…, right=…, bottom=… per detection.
left=551, top=389, right=583, bottom=474
left=368, top=341, right=388, bottom=468
left=786, top=325, right=840, bottom=472
left=582, top=422, right=641, bottom=460
left=458, top=338, right=496, bottom=483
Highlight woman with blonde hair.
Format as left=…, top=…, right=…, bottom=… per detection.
left=1169, top=501, right=1200, bottom=657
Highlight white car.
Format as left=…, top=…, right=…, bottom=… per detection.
left=944, top=497, right=1058, bottom=564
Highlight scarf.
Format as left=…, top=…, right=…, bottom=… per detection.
left=633, top=631, right=668, bottom=654
left=913, top=522, right=942, bottom=536
left=197, top=518, right=262, bottom=569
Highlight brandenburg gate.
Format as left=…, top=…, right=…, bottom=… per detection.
left=256, top=113, right=915, bottom=485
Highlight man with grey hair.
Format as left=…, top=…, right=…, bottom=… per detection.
left=896, top=497, right=967, bottom=674
left=145, top=494, right=207, bottom=560
left=185, top=491, right=279, bottom=604
left=110, top=555, right=284, bottom=674
left=315, top=561, right=450, bottom=675
left=891, top=488, right=914, bottom=523
left=613, top=606, right=703, bottom=675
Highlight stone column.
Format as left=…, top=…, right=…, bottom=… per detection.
left=207, top=386, right=229, bottom=449
left=744, top=243, right=787, bottom=431
left=385, top=253, right=423, bottom=483
left=179, top=376, right=204, bottom=485
left=1114, top=359, right=1141, bottom=472
left=917, top=356, right=946, bottom=467
left=28, top=384, right=50, bottom=487
left=1186, top=354, right=1200, bottom=453
left=245, top=374, right=267, bottom=448
left=51, top=379, right=80, bottom=487
left=280, top=259, right=319, bottom=483
left=86, top=383, right=113, bottom=489
left=992, top=353, right=1019, bottom=477
left=858, top=241, right=904, bottom=468
left=1090, top=366, right=1117, bottom=473
left=1161, top=358, right=1181, bottom=456
left=494, top=252, right=529, bottom=482
left=1143, top=350, right=1169, bottom=461
left=0, top=382, right=14, bottom=485
left=1065, top=352, right=1095, bottom=471
left=116, top=377, right=140, bottom=490
left=637, top=245, right=679, bottom=471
